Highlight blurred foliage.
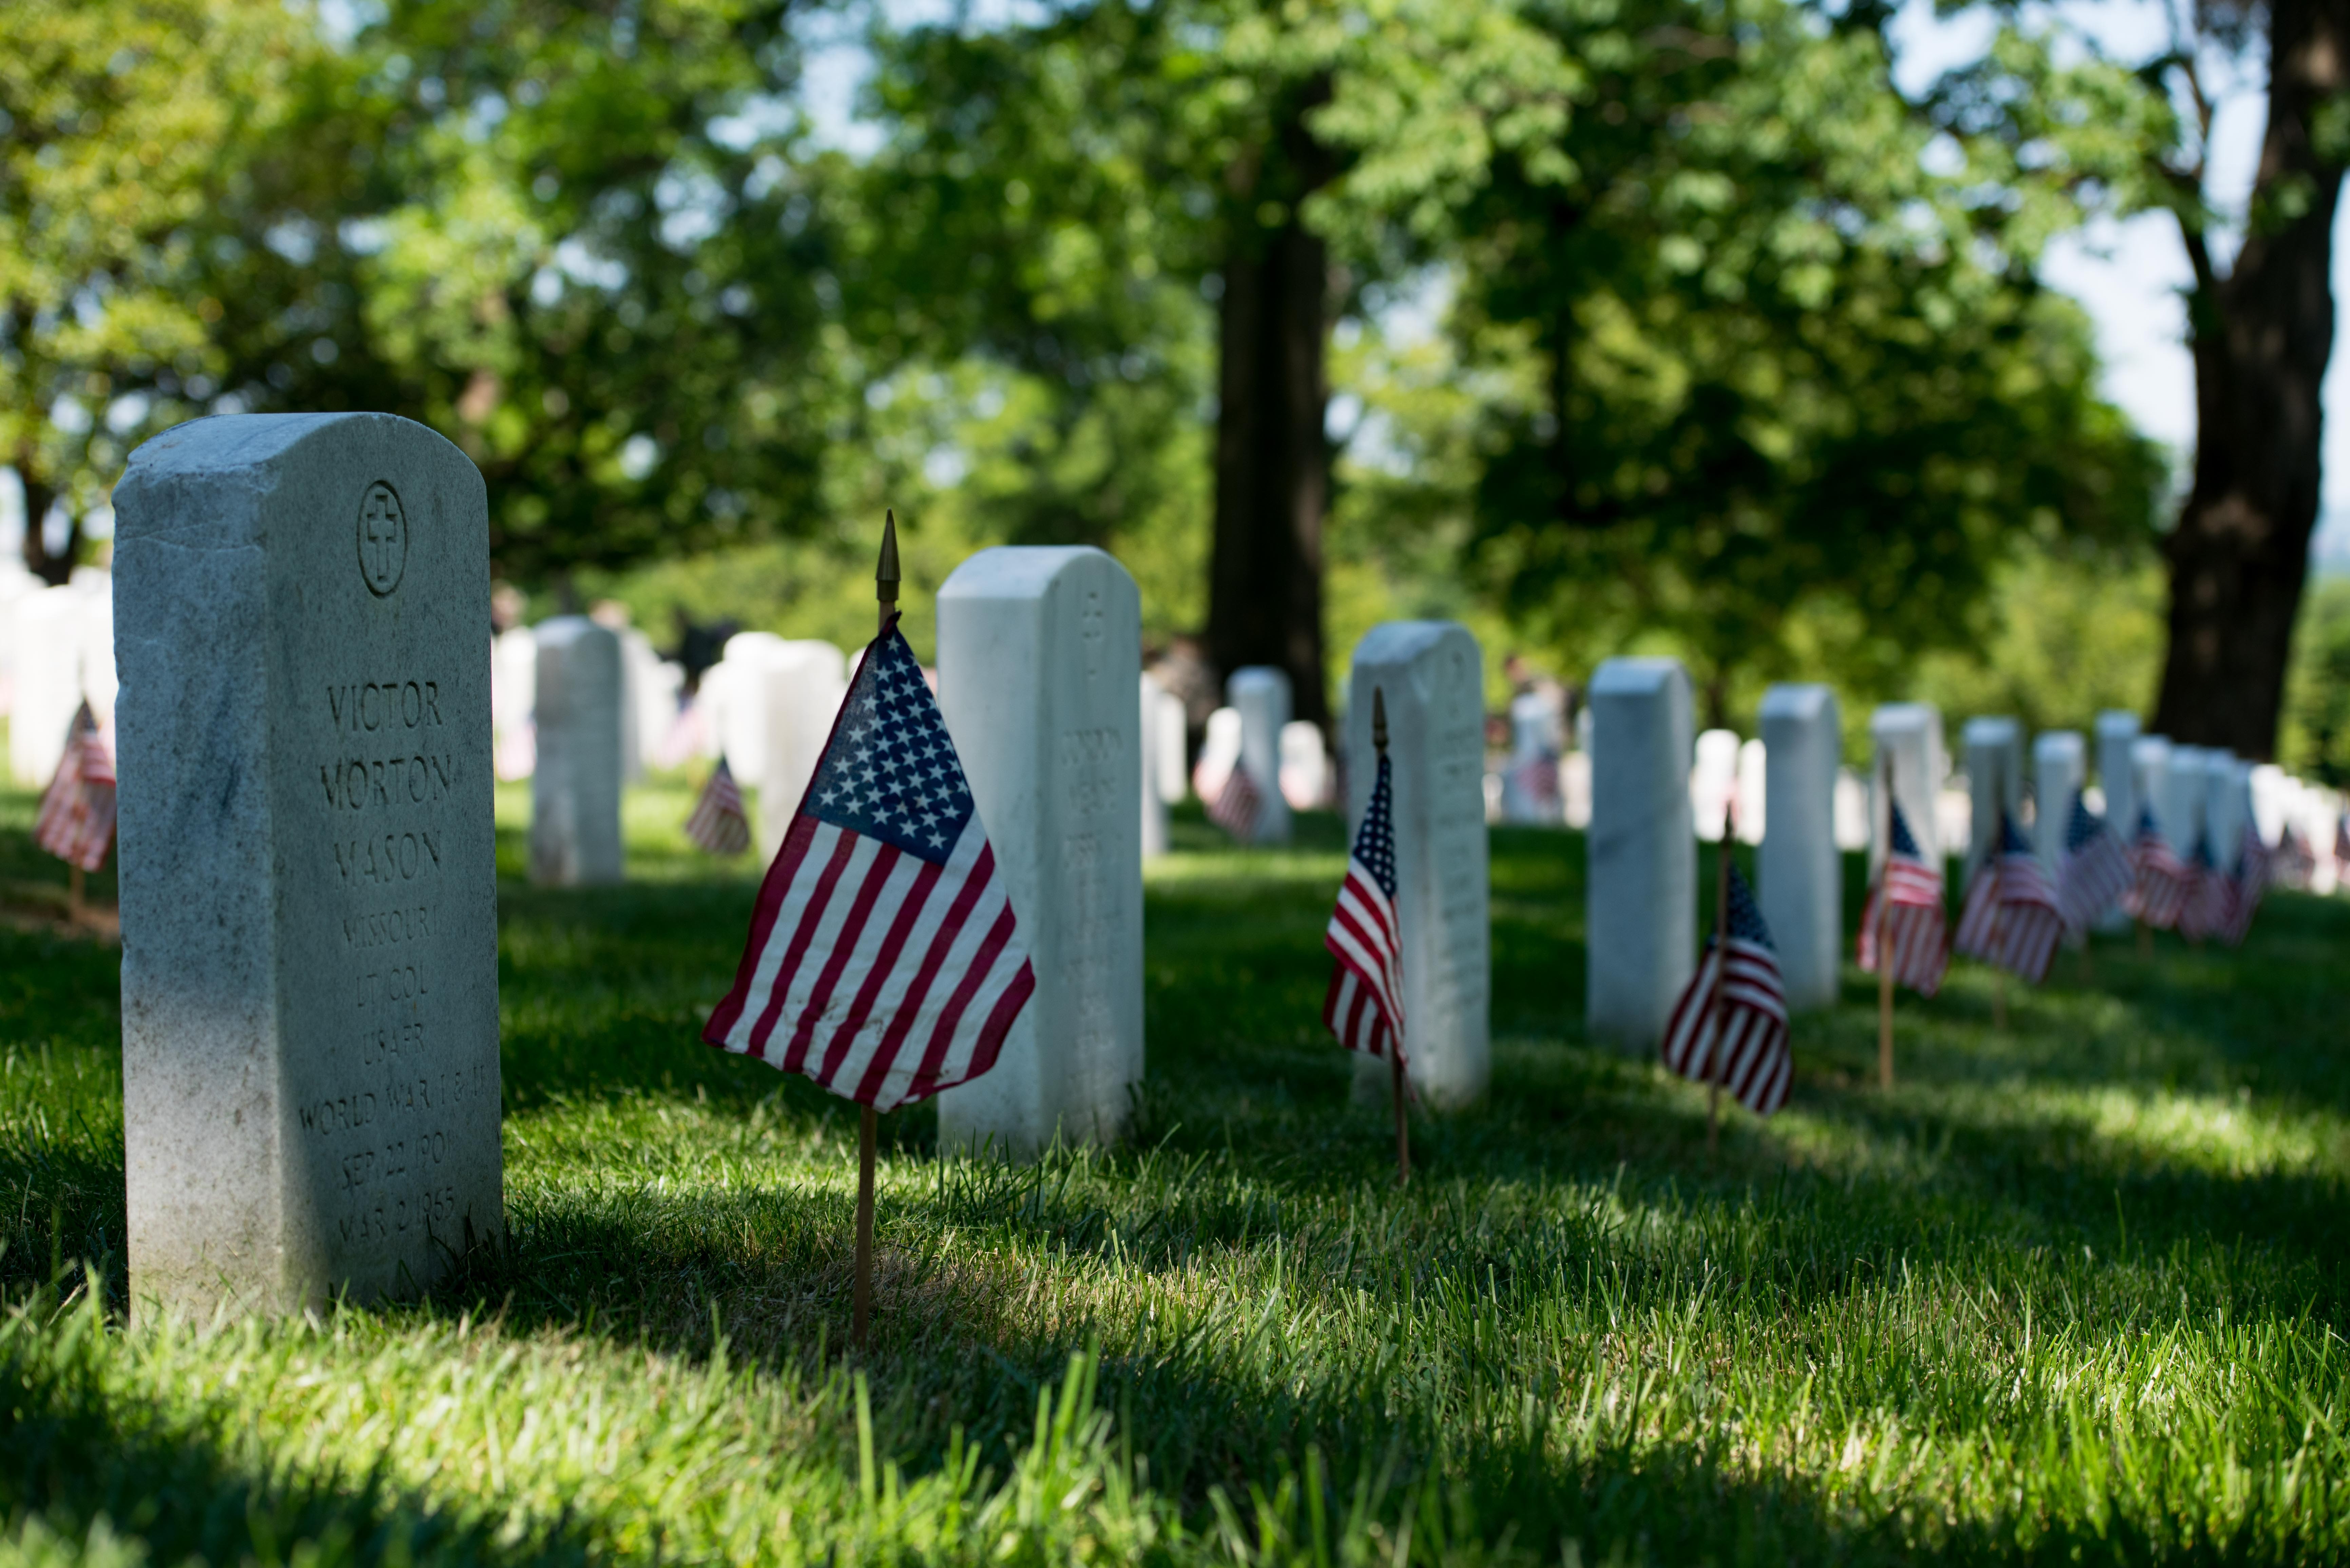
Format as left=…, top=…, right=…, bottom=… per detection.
left=2280, top=577, right=2350, bottom=787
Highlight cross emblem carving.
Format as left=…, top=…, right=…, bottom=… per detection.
left=358, top=482, right=407, bottom=595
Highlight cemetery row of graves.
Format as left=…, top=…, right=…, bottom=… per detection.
left=1, top=411, right=2347, bottom=1564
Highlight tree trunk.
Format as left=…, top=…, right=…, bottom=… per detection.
left=2153, top=0, right=2347, bottom=758
left=13, top=441, right=75, bottom=587
left=1205, top=86, right=1334, bottom=728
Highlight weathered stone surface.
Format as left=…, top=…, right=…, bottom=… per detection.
left=1227, top=667, right=1293, bottom=844
left=1342, top=622, right=1489, bottom=1108
left=530, top=616, right=624, bottom=887
left=1586, top=657, right=1694, bottom=1049
left=1757, top=683, right=1840, bottom=1012
left=935, top=547, right=1143, bottom=1155
left=113, top=412, right=502, bottom=1318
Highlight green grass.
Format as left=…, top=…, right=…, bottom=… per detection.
left=3, top=773, right=2347, bottom=1565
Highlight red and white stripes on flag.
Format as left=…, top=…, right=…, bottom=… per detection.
left=685, top=754, right=752, bottom=856
left=1953, top=812, right=2064, bottom=985
left=1323, top=752, right=1404, bottom=1064
left=2125, top=808, right=2188, bottom=930
left=2178, top=834, right=2232, bottom=943
left=1208, top=761, right=1264, bottom=842
left=1857, top=799, right=1947, bottom=997
left=2056, top=789, right=2132, bottom=934
left=1661, top=863, right=1790, bottom=1116
left=34, top=702, right=115, bottom=873
left=702, top=618, right=1034, bottom=1111
left=2221, top=823, right=2269, bottom=948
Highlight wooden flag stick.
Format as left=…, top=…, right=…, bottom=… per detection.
left=1876, top=752, right=1894, bottom=1092
left=1706, top=795, right=1735, bottom=1157
left=853, top=509, right=901, bottom=1351
left=1375, top=689, right=1409, bottom=1187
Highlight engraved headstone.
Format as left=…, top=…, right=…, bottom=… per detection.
left=1870, top=703, right=1945, bottom=873
left=1757, top=683, right=1840, bottom=1012
left=1140, top=671, right=1172, bottom=860
left=755, top=641, right=850, bottom=862
left=1961, top=716, right=2022, bottom=880
left=113, top=413, right=501, bottom=1317
left=936, top=547, right=1144, bottom=1155
left=2032, top=731, right=2085, bottom=885
left=1343, top=622, right=1490, bottom=1107
left=530, top=616, right=624, bottom=887
left=1586, top=657, right=1694, bottom=1049
left=1227, top=667, right=1293, bottom=844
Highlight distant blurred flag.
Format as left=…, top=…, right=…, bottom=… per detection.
left=2221, top=823, right=2270, bottom=948
left=702, top=616, right=1033, bottom=1110
left=1661, top=862, right=1790, bottom=1116
left=2336, top=812, right=2350, bottom=874
left=2178, top=832, right=2232, bottom=943
left=1208, top=762, right=1264, bottom=843
left=1857, top=799, right=1947, bottom=997
left=685, top=754, right=752, bottom=857
left=1508, top=754, right=1560, bottom=816
left=2125, top=807, right=2187, bottom=930
left=1322, top=749, right=1404, bottom=1066
left=34, top=702, right=115, bottom=873
left=2056, top=789, right=2131, bottom=934
left=1953, top=811, right=2064, bottom=984
left=2276, top=825, right=2317, bottom=891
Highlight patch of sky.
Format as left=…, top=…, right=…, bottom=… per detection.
left=619, top=434, right=660, bottom=481
left=464, top=92, right=508, bottom=144
left=655, top=163, right=730, bottom=252
left=104, top=395, right=149, bottom=435
left=265, top=217, right=320, bottom=266
left=555, top=237, right=629, bottom=292
left=709, top=96, right=801, bottom=153
left=49, top=398, right=91, bottom=437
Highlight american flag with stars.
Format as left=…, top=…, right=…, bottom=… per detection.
left=684, top=754, right=752, bottom=857
left=2125, top=807, right=2188, bottom=930
left=1323, top=751, right=1404, bottom=1065
left=1953, top=810, right=2065, bottom=985
left=1208, top=761, right=1264, bottom=843
left=1857, top=798, right=1947, bottom=997
left=2056, top=788, right=2131, bottom=934
left=34, top=702, right=115, bottom=873
left=1660, top=862, right=1791, bottom=1116
left=702, top=616, right=1034, bottom=1111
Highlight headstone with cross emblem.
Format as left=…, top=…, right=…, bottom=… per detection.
left=111, top=413, right=502, bottom=1318
left=933, top=547, right=1143, bottom=1155
left=1342, top=622, right=1490, bottom=1108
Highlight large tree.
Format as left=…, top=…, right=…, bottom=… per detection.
left=2144, top=0, right=2347, bottom=757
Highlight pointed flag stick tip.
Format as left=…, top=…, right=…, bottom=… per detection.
left=877, top=509, right=901, bottom=607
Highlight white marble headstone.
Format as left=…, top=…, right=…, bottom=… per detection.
left=1139, top=671, right=1172, bottom=860
left=1870, top=702, right=1946, bottom=872
left=10, top=585, right=85, bottom=786
left=2093, top=712, right=2141, bottom=930
left=531, top=616, right=624, bottom=887
left=1758, top=683, right=1840, bottom=1012
left=113, top=412, right=502, bottom=1317
left=1586, top=657, right=1694, bottom=1049
left=2032, top=730, right=2085, bottom=889
left=1193, top=706, right=1242, bottom=804
left=755, top=641, right=850, bottom=862
left=1150, top=682, right=1189, bottom=804
left=1343, top=622, right=1490, bottom=1108
left=936, top=547, right=1144, bottom=1155
left=2159, top=745, right=2211, bottom=859
left=1279, top=720, right=1331, bottom=810
left=1961, top=716, right=2022, bottom=878
left=2200, top=751, right=2248, bottom=873
left=1227, top=667, right=1293, bottom=844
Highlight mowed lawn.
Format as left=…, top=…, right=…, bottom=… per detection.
left=3, top=771, right=2347, bottom=1565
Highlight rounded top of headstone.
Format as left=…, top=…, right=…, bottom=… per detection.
left=123, top=411, right=473, bottom=482
left=1757, top=682, right=1836, bottom=722
left=2033, top=730, right=2085, bottom=763
left=534, top=614, right=620, bottom=650
left=1870, top=701, right=1939, bottom=734
left=2132, top=733, right=2172, bottom=759
left=1962, top=716, right=2020, bottom=746
left=1228, top=666, right=1291, bottom=700
left=937, top=544, right=1131, bottom=601
left=1589, top=655, right=1687, bottom=696
left=2094, top=710, right=2142, bottom=738
left=1348, top=619, right=1478, bottom=670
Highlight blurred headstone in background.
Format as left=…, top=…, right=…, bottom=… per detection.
left=1586, top=656, right=1695, bottom=1051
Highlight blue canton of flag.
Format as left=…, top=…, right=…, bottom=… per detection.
left=703, top=618, right=1034, bottom=1111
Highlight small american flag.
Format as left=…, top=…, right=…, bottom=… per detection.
left=1208, top=761, right=1264, bottom=843
left=1953, top=811, right=2064, bottom=984
left=34, top=702, right=115, bottom=873
left=1857, top=799, right=1947, bottom=997
left=1323, top=750, right=1404, bottom=1064
left=2056, top=789, right=2131, bottom=934
left=2275, top=825, right=2317, bottom=891
left=1661, top=862, right=1790, bottom=1116
left=2125, top=807, right=2187, bottom=929
left=2221, top=823, right=2269, bottom=948
left=2178, top=832, right=2232, bottom=943
left=684, top=755, right=752, bottom=857
left=702, top=617, right=1034, bottom=1111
